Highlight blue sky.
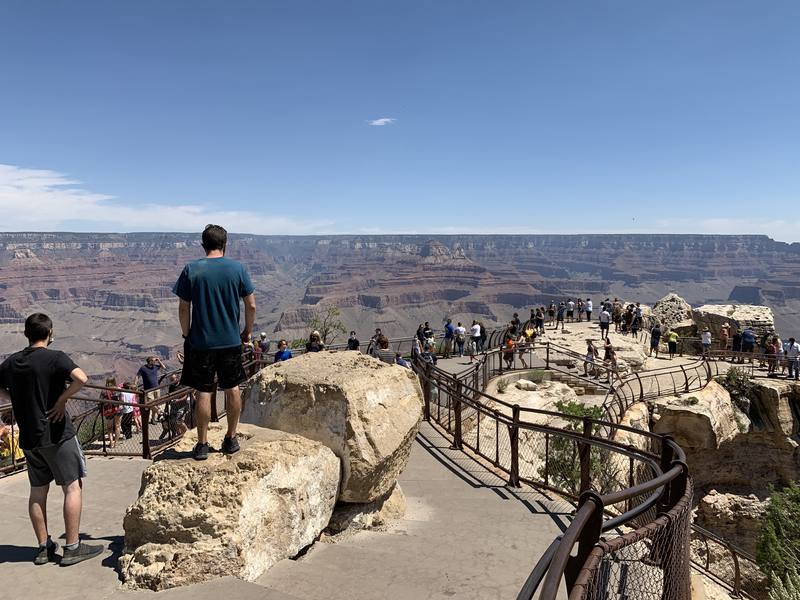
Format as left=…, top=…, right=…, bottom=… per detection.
left=1, top=1, right=799, bottom=240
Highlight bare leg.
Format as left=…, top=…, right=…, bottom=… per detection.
left=224, top=387, right=242, bottom=439
left=29, top=484, right=49, bottom=545
left=62, top=479, right=82, bottom=546
left=194, top=391, right=212, bottom=444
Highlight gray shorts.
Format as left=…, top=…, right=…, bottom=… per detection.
left=23, top=436, right=87, bottom=487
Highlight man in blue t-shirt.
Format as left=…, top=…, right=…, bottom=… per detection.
left=172, top=225, right=256, bottom=460
left=443, top=318, right=455, bottom=358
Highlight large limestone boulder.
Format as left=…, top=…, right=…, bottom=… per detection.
left=119, top=424, right=340, bottom=590
left=652, top=293, right=692, bottom=330
left=241, top=352, right=423, bottom=503
left=692, top=304, right=775, bottom=339
left=695, top=490, right=766, bottom=554
left=652, top=380, right=742, bottom=450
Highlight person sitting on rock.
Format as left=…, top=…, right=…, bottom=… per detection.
left=305, top=330, right=325, bottom=353
left=273, top=340, right=292, bottom=362
left=395, top=353, right=411, bottom=368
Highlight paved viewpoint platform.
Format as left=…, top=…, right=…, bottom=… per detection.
left=0, top=423, right=568, bottom=600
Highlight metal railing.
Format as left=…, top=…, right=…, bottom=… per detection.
left=412, top=356, right=693, bottom=600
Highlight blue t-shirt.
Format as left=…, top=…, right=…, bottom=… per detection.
left=137, top=364, right=160, bottom=390
left=172, top=257, right=255, bottom=350
left=274, top=349, right=293, bottom=362
left=444, top=323, right=455, bottom=339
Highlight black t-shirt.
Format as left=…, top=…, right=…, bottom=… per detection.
left=0, top=347, right=78, bottom=450
left=347, top=337, right=360, bottom=351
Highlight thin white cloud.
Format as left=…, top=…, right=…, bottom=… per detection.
left=367, top=117, right=396, bottom=126
left=0, top=164, right=334, bottom=234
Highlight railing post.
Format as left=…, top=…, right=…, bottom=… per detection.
left=452, top=380, right=463, bottom=450
left=579, top=417, right=592, bottom=494
left=141, top=391, right=151, bottom=460
left=422, top=363, right=432, bottom=422
left=680, top=364, right=689, bottom=393
left=509, top=404, right=520, bottom=487
left=658, top=435, right=675, bottom=510
left=545, top=342, right=551, bottom=370
left=729, top=542, right=742, bottom=598
left=564, top=491, right=604, bottom=592
left=544, top=432, right=550, bottom=487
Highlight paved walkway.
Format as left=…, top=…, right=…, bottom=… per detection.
left=0, top=423, right=568, bottom=600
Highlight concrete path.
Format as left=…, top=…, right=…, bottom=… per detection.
left=0, top=423, right=568, bottom=600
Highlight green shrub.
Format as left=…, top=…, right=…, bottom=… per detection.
left=769, top=569, right=800, bottom=600
left=719, top=367, right=755, bottom=414
left=537, top=400, right=618, bottom=496
left=757, top=482, right=800, bottom=584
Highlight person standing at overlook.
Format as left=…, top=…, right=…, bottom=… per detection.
left=173, top=225, right=256, bottom=461
left=585, top=298, right=593, bottom=321
left=649, top=322, right=663, bottom=358
left=136, top=356, right=165, bottom=424
left=598, top=306, right=611, bottom=340
left=347, top=331, right=360, bottom=351
left=443, top=318, right=455, bottom=359
left=0, top=313, right=103, bottom=565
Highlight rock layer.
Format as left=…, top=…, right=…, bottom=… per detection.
left=241, top=351, right=423, bottom=503
left=120, top=424, right=340, bottom=590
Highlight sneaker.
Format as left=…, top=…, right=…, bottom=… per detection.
left=192, top=442, right=210, bottom=461
left=221, top=436, right=240, bottom=455
left=34, top=540, right=59, bottom=565
left=60, top=542, right=103, bottom=566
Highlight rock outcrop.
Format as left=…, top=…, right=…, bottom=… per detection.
left=241, top=351, right=423, bottom=503
left=695, top=490, right=766, bottom=555
left=119, top=424, right=340, bottom=590
left=652, top=380, right=743, bottom=451
left=692, top=304, right=775, bottom=338
left=652, top=293, right=693, bottom=330
left=325, top=485, right=406, bottom=535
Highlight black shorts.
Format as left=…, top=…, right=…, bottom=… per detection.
left=600, top=322, right=609, bottom=330
left=180, top=343, right=246, bottom=392
left=24, top=436, right=87, bottom=487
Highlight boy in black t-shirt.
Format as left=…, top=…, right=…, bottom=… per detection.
left=0, top=313, right=103, bottom=566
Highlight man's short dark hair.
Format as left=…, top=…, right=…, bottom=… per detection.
left=24, top=313, right=53, bottom=343
left=201, top=224, right=228, bottom=252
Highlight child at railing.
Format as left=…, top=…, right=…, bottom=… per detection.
left=100, top=377, right=121, bottom=449
left=0, top=420, right=24, bottom=463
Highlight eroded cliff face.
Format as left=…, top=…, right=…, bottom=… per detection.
left=2, top=233, right=799, bottom=376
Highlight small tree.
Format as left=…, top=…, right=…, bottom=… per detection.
left=718, top=367, right=756, bottom=414
left=757, top=482, right=800, bottom=584
left=538, top=400, right=619, bottom=496
left=769, top=568, right=800, bottom=600
left=306, top=305, right=347, bottom=345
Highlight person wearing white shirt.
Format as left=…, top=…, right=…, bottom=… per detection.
left=598, top=308, right=611, bottom=340
left=701, top=328, right=712, bottom=357
left=786, top=337, right=800, bottom=380
left=455, top=323, right=467, bottom=357
left=469, top=321, right=481, bottom=362
left=585, top=299, right=593, bottom=321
